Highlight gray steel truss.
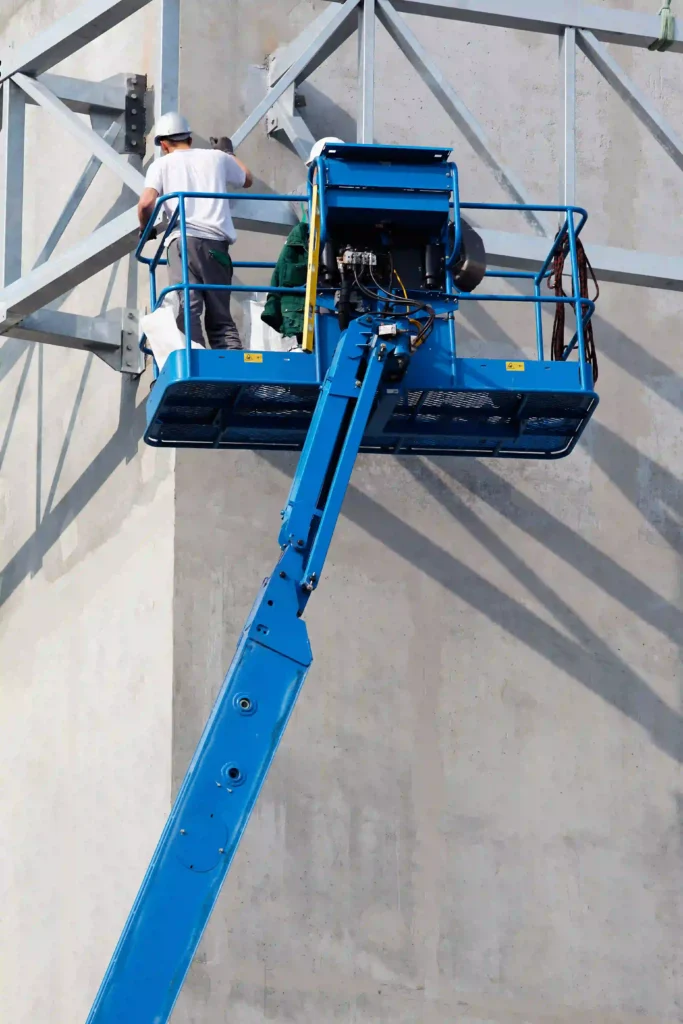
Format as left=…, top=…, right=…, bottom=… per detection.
left=1, top=0, right=682, bottom=374
left=268, top=0, right=683, bottom=290
left=328, top=0, right=683, bottom=53
left=0, top=0, right=298, bottom=371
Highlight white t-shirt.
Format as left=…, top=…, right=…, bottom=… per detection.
left=145, top=148, right=247, bottom=244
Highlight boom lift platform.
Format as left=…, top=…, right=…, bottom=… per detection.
left=87, top=143, right=598, bottom=1024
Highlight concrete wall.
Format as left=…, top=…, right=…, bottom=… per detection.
left=1, top=0, right=681, bottom=1022
left=0, top=2, right=174, bottom=1021
left=171, top=1, right=683, bottom=1022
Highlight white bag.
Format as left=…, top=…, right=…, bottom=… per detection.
left=141, top=305, right=203, bottom=371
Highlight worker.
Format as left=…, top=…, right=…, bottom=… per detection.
left=261, top=137, right=343, bottom=351
left=138, top=113, right=253, bottom=350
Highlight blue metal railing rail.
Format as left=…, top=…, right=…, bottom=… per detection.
left=135, top=185, right=595, bottom=389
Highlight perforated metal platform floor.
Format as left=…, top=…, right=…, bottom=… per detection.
left=145, top=378, right=598, bottom=459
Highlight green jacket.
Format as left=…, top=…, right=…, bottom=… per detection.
left=261, top=220, right=309, bottom=338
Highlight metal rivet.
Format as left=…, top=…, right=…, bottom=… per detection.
left=131, top=140, right=137, bottom=146
left=128, top=312, right=135, bottom=320
left=218, top=848, right=225, bottom=854
left=180, top=829, right=186, bottom=835
left=131, top=92, right=138, bottom=99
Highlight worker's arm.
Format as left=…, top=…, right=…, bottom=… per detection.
left=212, top=137, right=253, bottom=189
left=138, top=187, right=160, bottom=231
left=232, top=154, right=253, bottom=189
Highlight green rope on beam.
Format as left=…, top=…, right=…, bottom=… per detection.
left=649, top=0, right=675, bottom=51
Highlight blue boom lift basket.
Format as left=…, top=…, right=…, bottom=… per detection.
left=88, top=144, right=601, bottom=1024
left=137, top=143, right=598, bottom=459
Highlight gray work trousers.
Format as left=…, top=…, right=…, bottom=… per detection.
left=167, top=236, right=242, bottom=350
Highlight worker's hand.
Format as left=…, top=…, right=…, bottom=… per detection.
left=139, top=225, right=158, bottom=242
left=210, top=136, right=234, bottom=154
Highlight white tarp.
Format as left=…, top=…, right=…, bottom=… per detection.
left=141, top=305, right=203, bottom=370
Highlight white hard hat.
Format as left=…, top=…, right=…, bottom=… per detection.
left=154, top=112, right=192, bottom=145
left=306, top=137, right=344, bottom=166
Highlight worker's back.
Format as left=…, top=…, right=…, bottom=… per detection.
left=148, top=147, right=246, bottom=242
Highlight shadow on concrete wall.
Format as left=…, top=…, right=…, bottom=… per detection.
left=0, top=345, right=35, bottom=473
left=591, top=421, right=682, bottom=556
left=596, top=317, right=683, bottom=414
left=0, top=378, right=144, bottom=606
left=258, top=447, right=682, bottom=764
left=295, top=83, right=358, bottom=148
left=0, top=337, right=32, bottom=386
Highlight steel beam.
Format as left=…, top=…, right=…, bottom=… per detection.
left=0, top=0, right=154, bottom=82
left=480, top=228, right=683, bottom=291
left=231, top=196, right=299, bottom=235
left=561, top=27, right=576, bottom=207
left=7, top=308, right=143, bottom=372
left=13, top=74, right=144, bottom=194
left=34, top=74, right=128, bottom=113
left=357, top=0, right=376, bottom=143
left=0, top=81, right=26, bottom=287
left=34, top=122, right=122, bottom=268
left=9, top=308, right=119, bottom=352
left=0, top=207, right=139, bottom=328
left=157, top=0, right=180, bottom=132
left=377, top=0, right=550, bottom=235
left=578, top=30, right=683, bottom=174
left=268, top=5, right=351, bottom=86
left=268, top=85, right=316, bottom=163
left=232, top=0, right=363, bottom=149
left=327, top=0, right=683, bottom=52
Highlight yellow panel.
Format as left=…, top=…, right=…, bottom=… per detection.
left=244, top=352, right=263, bottom=363
left=505, top=361, right=525, bottom=371
left=302, top=185, right=321, bottom=354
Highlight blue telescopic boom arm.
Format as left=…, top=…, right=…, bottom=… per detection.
left=86, top=315, right=403, bottom=1024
